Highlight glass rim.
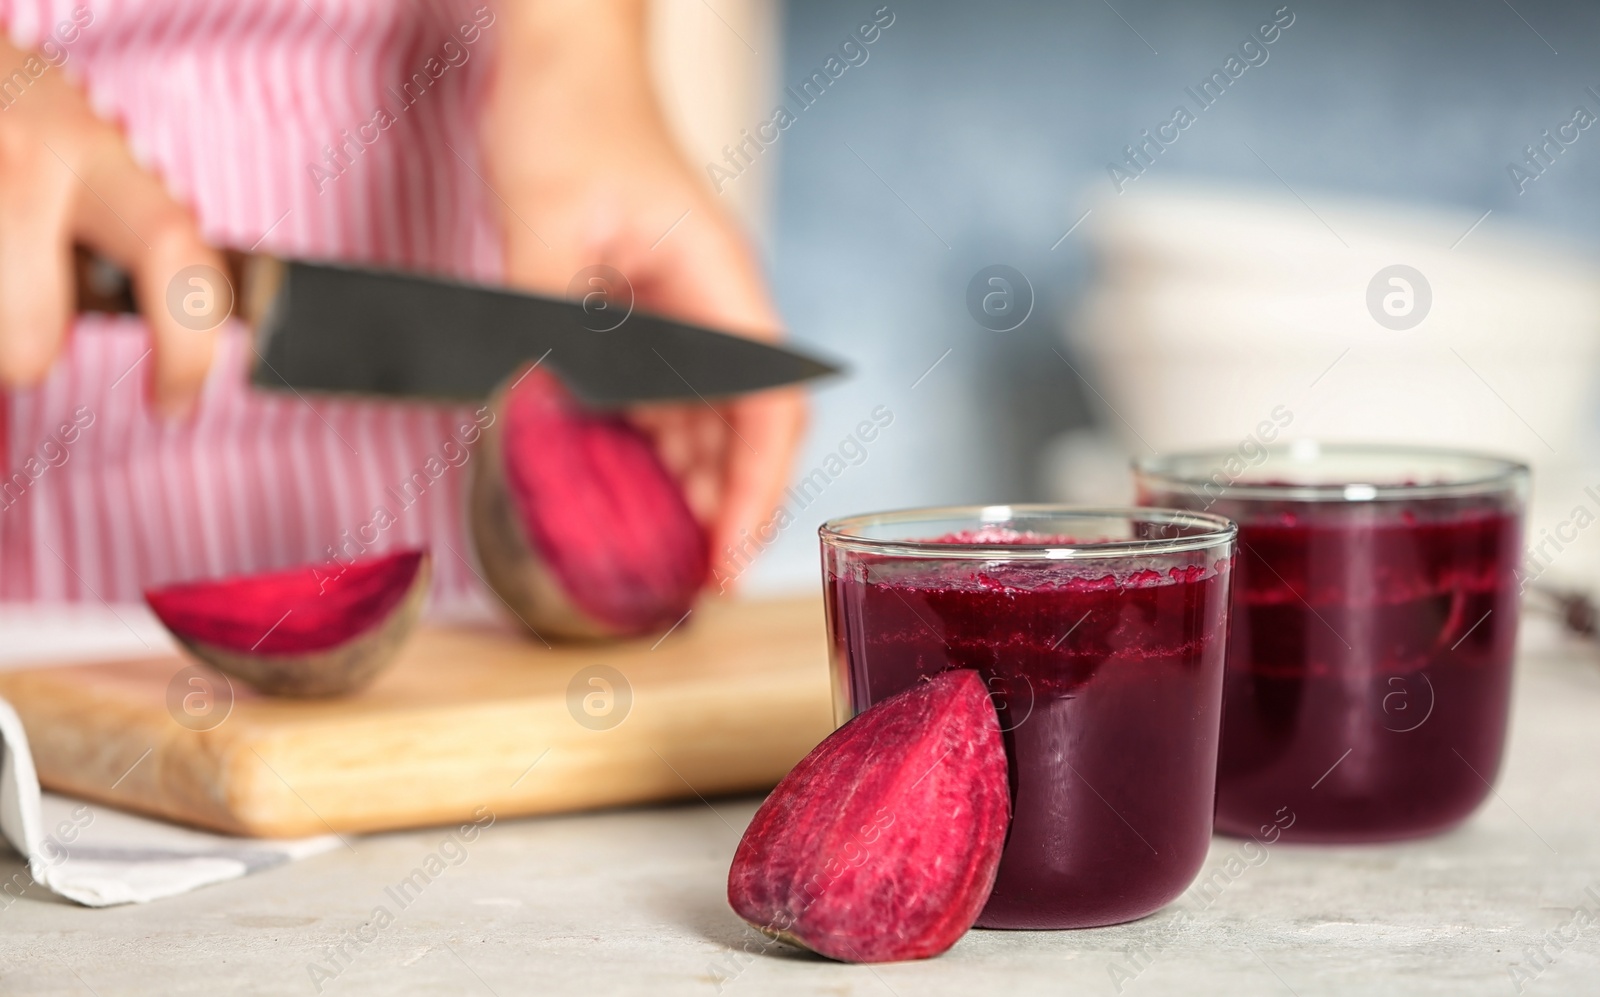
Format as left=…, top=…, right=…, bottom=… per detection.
left=1134, top=442, right=1530, bottom=503
left=817, top=504, right=1237, bottom=560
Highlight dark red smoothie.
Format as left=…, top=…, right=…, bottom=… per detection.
left=822, top=515, right=1233, bottom=930
left=1138, top=448, right=1527, bottom=843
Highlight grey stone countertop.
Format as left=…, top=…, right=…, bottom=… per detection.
left=1, top=625, right=1597, bottom=997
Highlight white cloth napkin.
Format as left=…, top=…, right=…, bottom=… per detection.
left=0, top=698, right=340, bottom=907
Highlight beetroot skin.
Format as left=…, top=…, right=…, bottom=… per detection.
left=145, top=549, right=430, bottom=697
left=727, top=669, right=1010, bottom=963
left=470, top=367, right=709, bottom=639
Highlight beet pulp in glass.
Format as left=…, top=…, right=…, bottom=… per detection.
left=1136, top=443, right=1528, bottom=843
left=819, top=506, right=1236, bottom=930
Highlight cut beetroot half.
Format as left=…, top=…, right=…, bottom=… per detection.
left=145, top=549, right=430, bottom=698
left=727, top=669, right=1011, bottom=963
left=469, top=367, right=709, bottom=639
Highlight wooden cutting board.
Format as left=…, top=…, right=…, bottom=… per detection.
left=0, top=598, right=836, bottom=838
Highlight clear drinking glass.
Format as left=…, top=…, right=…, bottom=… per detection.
left=820, top=505, right=1235, bottom=929
left=1135, top=443, right=1528, bottom=842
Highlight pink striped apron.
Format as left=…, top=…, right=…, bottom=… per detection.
left=1, top=0, right=504, bottom=604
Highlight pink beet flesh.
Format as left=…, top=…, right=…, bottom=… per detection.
left=727, top=669, right=1010, bottom=963
left=501, top=369, right=708, bottom=633
left=145, top=549, right=426, bottom=655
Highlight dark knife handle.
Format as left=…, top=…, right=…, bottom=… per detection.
left=72, top=246, right=283, bottom=329
left=72, top=245, right=140, bottom=314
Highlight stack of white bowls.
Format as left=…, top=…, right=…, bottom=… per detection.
left=1059, top=185, right=1600, bottom=586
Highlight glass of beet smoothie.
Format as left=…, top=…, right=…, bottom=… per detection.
left=820, top=505, right=1235, bottom=930
left=1135, top=443, right=1528, bottom=843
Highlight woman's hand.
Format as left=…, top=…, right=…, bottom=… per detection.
left=482, top=0, right=805, bottom=590
left=0, top=34, right=222, bottom=415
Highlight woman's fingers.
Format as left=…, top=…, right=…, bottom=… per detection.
left=714, top=388, right=806, bottom=583
left=640, top=210, right=806, bottom=588
left=75, top=141, right=224, bottom=416
left=637, top=203, right=779, bottom=341
left=0, top=132, right=76, bottom=388
left=0, top=29, right=221, bottom=415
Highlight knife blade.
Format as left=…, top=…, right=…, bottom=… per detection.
left=73, top=249, right=842, bottom=408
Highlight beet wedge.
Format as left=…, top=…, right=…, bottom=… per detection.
left=145, top=549, right=430, bottom=698
left=470, top=367, right=709, bottom=640
left=728, top=669, right=1010, bottom=963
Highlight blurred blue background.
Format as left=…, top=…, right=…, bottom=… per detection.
left=746, top=0, right=1600, bottom=592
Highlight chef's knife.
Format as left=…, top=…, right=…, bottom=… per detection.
left=73, top=249, right=842, bottom=408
